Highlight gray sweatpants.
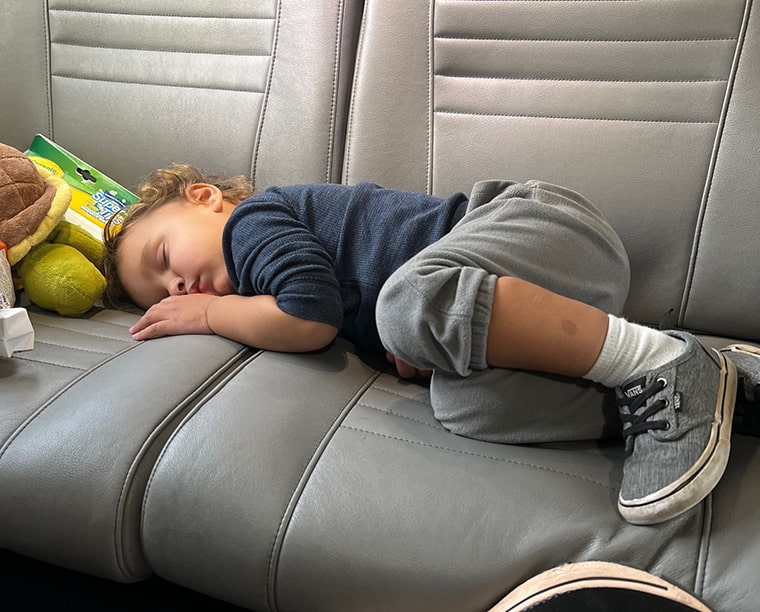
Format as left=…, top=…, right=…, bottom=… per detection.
left=376, top=180, right=631, bottom=443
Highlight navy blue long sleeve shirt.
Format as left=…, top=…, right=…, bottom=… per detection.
left=222, top=182, right=468, bottom=354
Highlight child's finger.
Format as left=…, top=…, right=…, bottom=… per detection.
left=129, top=306, right=163, bottom=335
left=131, top=323, right=163, bottom=341
left=388, top=354, right=432, bottom=380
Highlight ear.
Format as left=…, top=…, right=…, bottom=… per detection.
left=185, top=183, right=225, bottom=212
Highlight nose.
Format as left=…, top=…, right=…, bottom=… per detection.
left=168, top=276, right=186, bottom=296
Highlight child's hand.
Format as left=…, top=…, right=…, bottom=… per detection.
left=386, top=352, right=432, bottom=380
left=129, top=294, right=218, bottom=341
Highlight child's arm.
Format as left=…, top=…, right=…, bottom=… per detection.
left=129, top=293, right=338, bottom=353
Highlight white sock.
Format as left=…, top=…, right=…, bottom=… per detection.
left=584, top=314, right=687, bottom=388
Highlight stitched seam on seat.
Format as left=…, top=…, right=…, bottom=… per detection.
left=343, top=11, right=367, bottom=184
left=436, top=109, right=717, bottom=124
left=436, top=36, right=739, bottom=42
left=43, top=0, right=54, bottom=138
left=128, top=348, right=253, bottom=580
left=342, top=425, right=617, bottom=491
left=251, top=0, right=282, bottom=184
left=341, top=1, right=368, bottom=185
left=427, top=0, right=435, bottom=193
left=679, top=0, right=753, bottom=326
left=137, top=349, right=259, bottom=568
left=695, top=493, right=713, bottom=599
left=7, top=356, right=86, bottom=371
left=355, top=401, right=446, bottom=429
left=266, top=370, right=383, bottom=612
left=324, top=1, right=344, bottom=183
left=87, top=319, right=135, bottom=330
left=30, top=320, right=135, bottom=341
left=367, top=382, right=433, bottom=405
left=0, top=342, right=143, bottom=460
left=51, top=42, right=272, bottom=57
left=440, top=0, right=681, bottom=4
left=49, top=8, right=275, bottom=20
left=50, top=73, right=264, bottom=94
left=439, top=75, right=730, bottom=83
left=27, top=339, right=114, bottom=356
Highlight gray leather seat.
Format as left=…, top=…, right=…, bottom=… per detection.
left=1, top=1, right=759, bottom=610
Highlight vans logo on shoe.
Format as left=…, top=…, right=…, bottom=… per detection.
left=622, top=378, right=646, bottom=398
left=625, top=384, right=643, bottom=398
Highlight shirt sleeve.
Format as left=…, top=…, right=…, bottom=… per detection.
left=223, top=198, right=344, bottom=330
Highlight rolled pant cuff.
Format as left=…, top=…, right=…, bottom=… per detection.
left=468, top=273, right=496, bottom=372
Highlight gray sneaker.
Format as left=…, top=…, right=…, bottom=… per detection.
left=722, top=344, right=760, bottom=436
left=615, top=331, right=737, bottom=525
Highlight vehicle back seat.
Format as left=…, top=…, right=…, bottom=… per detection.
left=2, top=1, right=760, bottom=611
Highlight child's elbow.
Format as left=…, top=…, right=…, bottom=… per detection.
left=301, top=321, right=339, bottom=352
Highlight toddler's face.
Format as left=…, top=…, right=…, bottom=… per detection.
left=117, top=198, right=235, bottom=309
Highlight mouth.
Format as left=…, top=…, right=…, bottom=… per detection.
left=192, top=275, right=232, bottom=297
left=196, top=280, right=218, bottom=296
left=186, top=279, right=204, bottom=295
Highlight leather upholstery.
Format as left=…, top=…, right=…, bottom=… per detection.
left=1, top=0, right=360, bottom=188
left=1, top=1, right=759, bottom=611
left=344, top=0, right=756, bottom=332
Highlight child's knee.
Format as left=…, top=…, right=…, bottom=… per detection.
left=376, top=265, right=451, bottom=369
left=376, top=271, right=419, bottom=362
left=377, top=263, right=493, bottom=375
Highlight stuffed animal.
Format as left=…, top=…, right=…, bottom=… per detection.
left=0, top=143, right=106, bottom=316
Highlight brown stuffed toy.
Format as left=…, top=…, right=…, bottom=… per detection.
left=0, top=143, right=106, bottom=315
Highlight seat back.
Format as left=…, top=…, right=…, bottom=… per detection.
left=0, top=0, right=362, bottom=188
left=344, top=0, right=759, bottom=340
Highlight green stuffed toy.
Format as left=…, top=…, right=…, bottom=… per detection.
left=0, top=142, right=106, bottom=316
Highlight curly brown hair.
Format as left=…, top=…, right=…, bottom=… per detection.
left=101, top=163, right=255, bottom=309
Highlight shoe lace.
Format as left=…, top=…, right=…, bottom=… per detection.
left=617, top=377, right=670, bottom=453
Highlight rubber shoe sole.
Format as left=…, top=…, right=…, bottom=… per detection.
left=488, top=561, right=711, bottom=611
